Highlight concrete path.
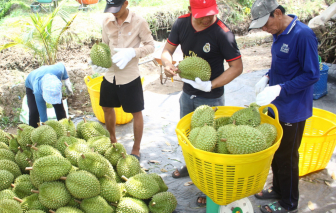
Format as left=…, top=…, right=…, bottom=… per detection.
left=74, top=63, right=336, bottom=213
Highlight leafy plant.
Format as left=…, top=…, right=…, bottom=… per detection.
left=0, top=2, right=78, bottom=65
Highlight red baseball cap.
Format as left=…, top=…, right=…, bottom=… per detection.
left=190, top=0, right=219, bottom=18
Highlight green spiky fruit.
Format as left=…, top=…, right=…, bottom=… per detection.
left=78, top=121, right=110, bottom=141
left=149, top=192, right=177, bottom=213
left=230, top=106, right=261, bottom=127
left=178, top=56, right=211, bottom=81
left=31, top=155, right=72, bottom=182
left=0, top=170, right=14, bottom=191
left=190, top=105, right=216, bottom=129
left=226, top=125, right=267, bottom=154
left=116, top=197, right=149, bottom=213
left=78, top=152, right=111, bottom=178
left=55, top=134, right=78, bottom=156
left=32, top=145, right=63, bottom=160
left=8, top=134, right=19, bottom=154
left=0, top=129, right=10, bottom=145
left=55, top=206, right=84, bottom=213
left=44, top=120, right=67, bottom=139
left=193, top=125, right=217, bottom=152
left=37, top=181, right=71, bottom=209
left=0, top=142, right=9, bottom=150
left=86, top=136, right=111, bottom=155
left=117, top=154, right=141, bottom=179
left=99, top=176, right=121, bottom=203
left=65, top=170, right=100, bottom=199
left=30, top=125, right=57, bottom=146
left=0, top=199, right=22, bottom=213
left=216, top=124, right=236, bottom=154
left=17, top=125, right=34, bottom=150
left=80, top=196, right=113, bottom=213
left=15, top=149, right=32, bottom=174
left=59, top=118, right=76, bottom=137
left=104, top=142, right=127, bottom=166
left=148, top=173, right=168, bottom=192
left=256, top=123, right=277, bottom=148
left=188, top=127, right=201, bottom=147
left=19, top=193, right=49, bottom=212
left=12, top=174, right=35, bottom=198
left=124, top=173, right=160, bottom=199
left=0, top=148, right=15, bottom=161
left=90, top=42, right=112, bottom=68
left=0, top=189, right=17, bottom=201
left=214, top=116, right=232, bottom=130
left=0, top=159, right=22, bottom=178
left=64, top=141, right=92, bottom=166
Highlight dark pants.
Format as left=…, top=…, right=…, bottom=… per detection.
left=271, top=117, right=306, bottom=210
left=26, top=87, right=66, bottom=128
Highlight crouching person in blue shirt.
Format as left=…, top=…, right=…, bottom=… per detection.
left=248, top=0, right=320, bottom=212
left=25, top=62, right=73, bottom=128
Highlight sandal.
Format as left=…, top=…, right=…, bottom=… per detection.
left=255, top=187, right=281, bottom=200
left=196, top=192, right=206, bottom=207
left=260, top=201, right=298, bottom=213
left=130, top=153, right=141, bottom=161
left=172, top=165, right=189, bottom=178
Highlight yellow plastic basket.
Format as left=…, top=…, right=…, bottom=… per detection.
left=84, top=76, right=135, bottom=125
left=175, top=104, right=283, bottom=205
left=299, top=108, right=336, bottom=176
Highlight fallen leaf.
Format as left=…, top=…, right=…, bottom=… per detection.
left=308, top=201, right=315, bottom=210
left=165, top=141, right=171, bottom=146
left=184, top=181, right=194, bottom=186
left=161, top=168, right=167, bottom=172
left=332, top=172, right=336, bottom=180
left=149, top=160, right=160, bottom=164
left=161, top=149, right=172, bottom=152
left=325, top=181, right=331, bottom=187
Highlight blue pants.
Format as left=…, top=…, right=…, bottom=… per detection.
left=179, top=92, right=224, bottom=119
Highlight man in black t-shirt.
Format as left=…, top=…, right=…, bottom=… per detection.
left=161, top=0, right=243, bottom=207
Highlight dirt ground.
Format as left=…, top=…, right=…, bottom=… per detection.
left=0, top=36, right=272, bottom=134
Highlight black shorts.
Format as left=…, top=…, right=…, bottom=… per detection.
left=99, top=76, right=144, bottom=113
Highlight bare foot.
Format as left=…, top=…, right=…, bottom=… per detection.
left=197, top=197, right=206, bottom=205
left=173, top=169, right=180, bottom=177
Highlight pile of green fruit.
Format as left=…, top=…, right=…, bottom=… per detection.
left=188, top=104, right=278, bottom=154
left=0, top=118, right=177, bottom=213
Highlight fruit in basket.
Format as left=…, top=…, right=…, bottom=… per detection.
left=90, top=41, right=112, bottom=68
left=149, top=191, right=178, bottom=213
left=214, top=116, right=231, bottom=130
left=226, top=125, right=267, bottom=154
left=188, top=127, right=201, bottom=146
left=178, top=56, right=211, bottom=81
left=216, top=124, right=236, bottom=154
left=229, top=105, right=261, bottom=127
left=256, top=123, right=277, bottom=148
left=191, top=105, right=216, bottom=129
left=192, top=125, right=217, bottom=152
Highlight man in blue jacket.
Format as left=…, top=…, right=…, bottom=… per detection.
left=25, top=62, right=73, bottom=128
left=249, top=0, right=320, bottom=212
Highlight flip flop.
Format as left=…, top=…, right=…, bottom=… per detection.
left=172, top=165, right=189, bottom=178
left=255, top=187, right=281, bottom=200
left=196, top=192, right=206, bottom=207
left=130, top=153, right=141, bottom=161
left=260, top=201, right=298, bottom=213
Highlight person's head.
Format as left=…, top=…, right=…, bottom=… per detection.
left=188, top=0, right=218, bottom=27
left=104, top=0, right=128, bottom=18
left=249, top=0, right=286, bottom=35
left=41, top=74, right=62, bottom=105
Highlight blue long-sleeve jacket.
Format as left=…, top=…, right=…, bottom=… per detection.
left=25, top=62, right=69, bottom=122
left=266, top=15, right=320, bottom=123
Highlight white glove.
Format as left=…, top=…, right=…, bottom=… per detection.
left=88, top=59, right=108, bottom=73
left=112, top=48, right=136, bottom=69
left=255, top=75, right=269, bottom=95
left=256, top=85, right=281, bottom=106
left=182, top=77, right=212, bottom=92
left=64, top=78, right=73, bottom=96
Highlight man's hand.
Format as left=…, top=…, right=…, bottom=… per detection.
left=181, top=77, right=212, bottom=92
left=163, top=63, right=179, bottom=78
left=112, top=48, right=136, bottom=69
left=64, top=78, right=73, bottom=96
left=255, top=75, right=269, bottom=95
left=256, top=85, right=281, bottom=106
left=88, top=59, right=109, bottom=73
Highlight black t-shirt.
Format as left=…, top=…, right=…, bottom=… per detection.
left=168, top=13, right=241, bottom=98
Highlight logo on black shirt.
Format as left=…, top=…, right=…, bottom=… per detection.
left=203, top=43, right=210, bottom=53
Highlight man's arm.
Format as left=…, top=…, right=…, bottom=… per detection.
left=211, top=58, right=243, bottom=89
left=161, top=42, right=178, bottom=77
left=134, top=20, right=155, bottom=58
